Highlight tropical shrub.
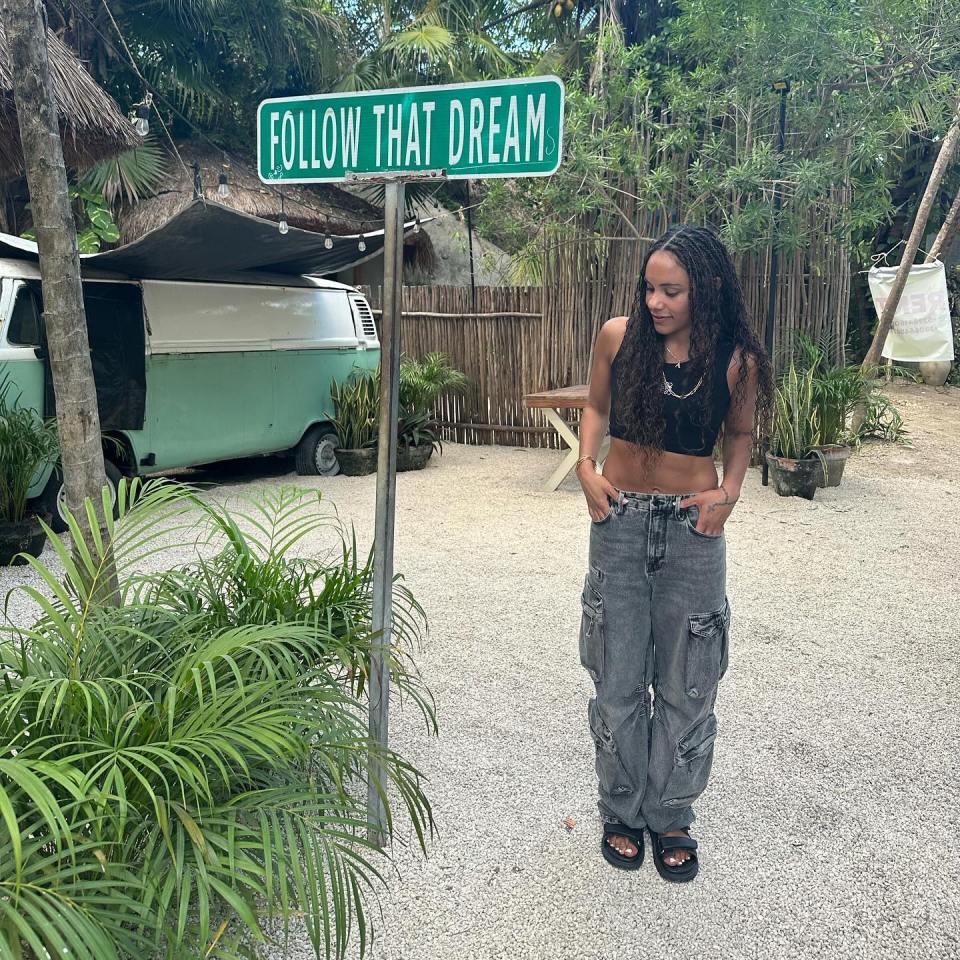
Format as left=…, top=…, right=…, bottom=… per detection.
left=0, top=479, right=434, bottom=959
left=398, top=353, right=468, bottom=418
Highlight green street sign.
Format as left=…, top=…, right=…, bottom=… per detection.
left=257, top=76, right=564, bottom=184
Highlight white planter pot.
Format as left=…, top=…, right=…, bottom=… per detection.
left=918, top=360, right=952, bottom=386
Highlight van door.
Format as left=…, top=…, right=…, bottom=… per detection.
left=12, top=279, right=147, bottom=431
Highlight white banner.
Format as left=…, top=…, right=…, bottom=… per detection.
left=867, top=261, right=955, bottom=362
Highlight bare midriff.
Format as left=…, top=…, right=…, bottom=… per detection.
left=602, top=437, right=719, bottom=495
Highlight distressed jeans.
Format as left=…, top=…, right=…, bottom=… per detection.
left=579, top=490, right=730, bottom=834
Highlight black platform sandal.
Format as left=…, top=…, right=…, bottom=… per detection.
left=601, top=822, right=645, bottom=871
left=649, top=828, right=699, bottom=883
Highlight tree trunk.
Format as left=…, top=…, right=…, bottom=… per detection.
left=860, top=104, right=960, bottom=371
left=926, top=184, right=960, bottom=264
left=2, top=0, right=118, bottom=603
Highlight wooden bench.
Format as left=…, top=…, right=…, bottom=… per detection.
left=523, top=385, right=610, bottom=491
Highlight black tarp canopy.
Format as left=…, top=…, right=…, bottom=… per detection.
left=0, top=198, right=421, bottom=283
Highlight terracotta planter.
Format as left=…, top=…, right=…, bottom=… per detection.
left=335, top=447, right=378, bottom=476
left=766, top=453, right=820, bottom=500
left=812, top=444, right=853, bottom=488
left=397, top=444, right=433, bottom=472
left=0, top=514, right=50, bottom=566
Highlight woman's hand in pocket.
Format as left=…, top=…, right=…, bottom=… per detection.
left=578, top=466, right=619, bottom=522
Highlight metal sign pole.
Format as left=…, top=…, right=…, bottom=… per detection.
left=368, top=177, right=405, bottom=846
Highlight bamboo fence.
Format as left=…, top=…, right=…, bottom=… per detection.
left=360, top=284, right=554, bottom=447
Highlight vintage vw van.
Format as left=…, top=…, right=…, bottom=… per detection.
left=0, top=258, right=380, bottom=528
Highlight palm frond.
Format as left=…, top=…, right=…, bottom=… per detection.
left=78, top=138, right=169, bottom=206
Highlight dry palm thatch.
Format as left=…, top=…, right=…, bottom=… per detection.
left=117, top=143, right=389, bottom=245
left=0, top=24, right=138, bottom=177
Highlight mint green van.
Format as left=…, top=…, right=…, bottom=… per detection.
left=0, top=258, right=380, bottom=529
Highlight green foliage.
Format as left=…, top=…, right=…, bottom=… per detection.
left=79, top=138, right=169, bottom=206
left=331, top=369, right=380, bottom=450
left=398, top=352, right=468, bottom=417
left=853, top=389, right=909, bottom=445
left=0, top=377, right=59, bottom=522
left=71, top=186, right=122, bottom=251
left=0, top=478, right=434, bottom=958
left=477, top=0, right=960, bottom=270
left=792, top=333, right=870, bottom=446
left=771, top=361, right=824, bottom=460
left=789, top=332, right=910, bottom=446
left=397, top=406, right=440, bottom=453
left=20, top=184, right=120, bottom=251
left=331, top=356, right=466, bottom=453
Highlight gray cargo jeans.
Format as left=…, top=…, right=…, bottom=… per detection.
left=579, top=489, right=731, bottom=834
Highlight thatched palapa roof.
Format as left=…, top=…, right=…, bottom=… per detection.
left=0, top=25, right=139, bottom=177
left=118, top=144, right=387, bottom=246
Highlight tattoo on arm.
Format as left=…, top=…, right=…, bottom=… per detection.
left=707, top=483, right=739, bottom=512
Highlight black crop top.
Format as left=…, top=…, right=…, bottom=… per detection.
left=609, top=338, right=736, bottom=457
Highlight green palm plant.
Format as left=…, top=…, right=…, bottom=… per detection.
left=0, top=478, right=434, bottom=959
left=79, top=138, right=169, bottom=206
left=399, top=352, right=468, bottom=417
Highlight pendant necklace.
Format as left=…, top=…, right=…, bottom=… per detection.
left=664, top=344, right=686, bottom=368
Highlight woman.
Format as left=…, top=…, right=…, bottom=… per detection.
left=576, top=224, right=772, bottom=881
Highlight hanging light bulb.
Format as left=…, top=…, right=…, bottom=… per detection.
left=413, top=213, right=421, bottom=234
left=278, top=192, right=289, bottom=234
left=217, top=162, right=230, bottom=199
left=358, top=235, right=366, bottom=252
left=324, top=232, right=334, bottom=250
left=131, top=92, right=152, bottom=137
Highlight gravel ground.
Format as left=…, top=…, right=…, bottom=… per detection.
left=2, top=381, right=958, bottom=960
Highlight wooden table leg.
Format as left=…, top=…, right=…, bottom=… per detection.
left=542, top=407, right=582, bottom=491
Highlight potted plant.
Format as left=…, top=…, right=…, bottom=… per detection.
left=330, top=370, right=379, bottom=475
left=808, top=363, right=869, bottom=487
left=398, top=353, right=467, bottom=465
left=766, top=362, right=827, bottom=500
left=794, top=334, right=871, bottom=488
left=0, top=380, right=60, bottom=565
left=396, top=407, right=441, bottom=472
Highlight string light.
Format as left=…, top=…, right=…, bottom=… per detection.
left=278, top=192, right=289, bottom=234
left=217, top=161, right=230, bottom=199
left=131, top=91, right=152, bottom=137
left=413, top=213, right=421, bottom=234
left=358, top=235, right=366, bottom=252
left=324, top=232, right=334, bottom=250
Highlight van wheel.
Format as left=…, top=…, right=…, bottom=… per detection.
left=296, top=426, right=341, bottom=477
left=40, top=460, right=123, bottom=534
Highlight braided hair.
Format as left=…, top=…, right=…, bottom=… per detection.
left=613, top=224, right=773, bottom=462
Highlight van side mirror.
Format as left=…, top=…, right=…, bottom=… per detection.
left=34, top=344, right=47, bottom=361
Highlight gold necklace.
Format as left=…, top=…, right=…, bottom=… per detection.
left=664, top=344, right=687, bottom=368
left=662, top=370, right=705, bottom=399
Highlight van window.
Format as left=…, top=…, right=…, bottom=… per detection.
left=8, top=284, right=42, bottom=346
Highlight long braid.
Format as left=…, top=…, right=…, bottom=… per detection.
left=613, top=224, right=773, bottom=464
